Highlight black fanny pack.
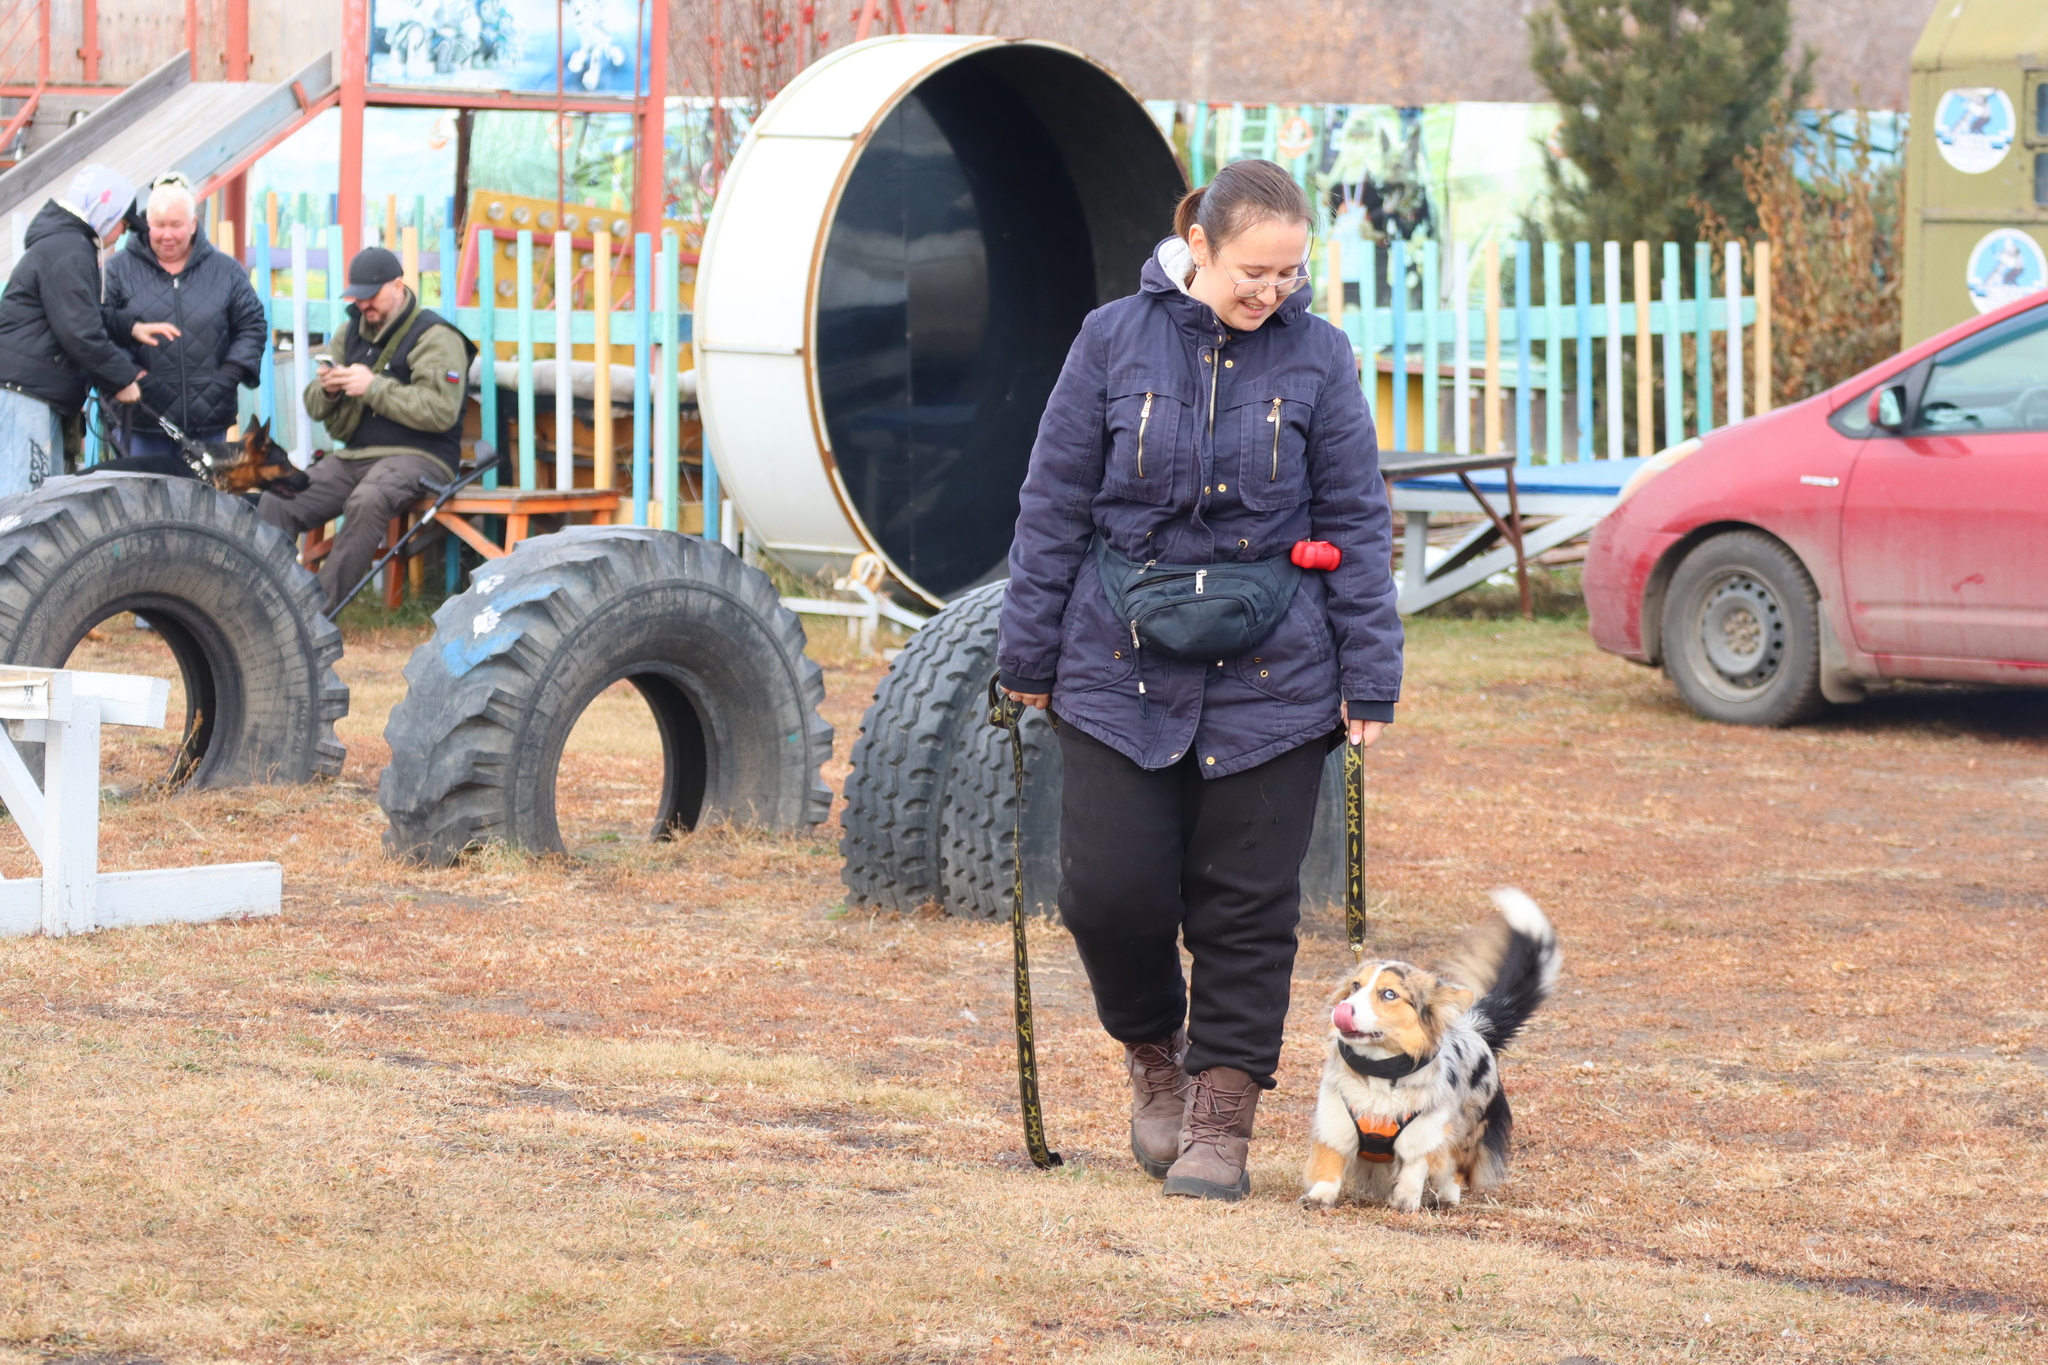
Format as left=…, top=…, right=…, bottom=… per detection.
left=1092, top=534, right=1300, bottom=662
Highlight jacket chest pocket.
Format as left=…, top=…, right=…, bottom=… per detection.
left=1103, top=378, right=1188, bottom=506
left=1233, top=387, right=1317, bottom=510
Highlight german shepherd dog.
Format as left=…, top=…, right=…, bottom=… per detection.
left=1302, top=889, right=1561, bottom=1212
left=92, top=417, right=311, bottom=497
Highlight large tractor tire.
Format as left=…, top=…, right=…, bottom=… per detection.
left=379, top=528, right=833, bottom=866
left=934, top=713, right=1350, bottom=921
left=839, top=580, right=1006, bottom=912
left=0, top=474, right=346, bottom=787
left=838, top=579, right=1351, bottom=921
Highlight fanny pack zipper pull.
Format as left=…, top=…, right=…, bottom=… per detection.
left=1195, top=569, right=1207, bottom=595
left=1130, top=621, right=1147, bottom=698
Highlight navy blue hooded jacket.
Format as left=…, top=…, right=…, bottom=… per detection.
left=997, top=239, right=1403, bottom=777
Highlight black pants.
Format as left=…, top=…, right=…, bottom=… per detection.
left=1056, top=722, right=1328, bottom=1089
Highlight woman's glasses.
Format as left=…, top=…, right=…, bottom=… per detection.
left=1222, top=267, right=1313, bottom=300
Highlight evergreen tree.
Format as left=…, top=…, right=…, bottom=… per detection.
left=1528, top=0, right=1814, bottom=244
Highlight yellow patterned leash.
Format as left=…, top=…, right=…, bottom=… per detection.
left=988, top=677, right=1062, bottom=1170
left=1344, top=738, right=1367, bottom=955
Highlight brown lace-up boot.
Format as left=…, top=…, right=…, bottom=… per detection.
left=1125, top=1029, right=1188, bottom=1179
left=1161, top=1066, right=1261, bottom=1201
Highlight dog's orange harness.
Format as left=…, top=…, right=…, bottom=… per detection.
left=1352, top=1109, right=1417, bottom=1163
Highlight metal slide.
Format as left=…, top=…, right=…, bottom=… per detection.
left=0, top=51, right=336, bottom=269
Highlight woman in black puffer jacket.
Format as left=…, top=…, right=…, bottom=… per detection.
left=100, top=176, right=268, bottom=472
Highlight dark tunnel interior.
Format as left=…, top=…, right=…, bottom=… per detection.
left=814, top=47, right=1185, bottom=600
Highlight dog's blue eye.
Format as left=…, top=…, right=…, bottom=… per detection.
left=1381, top=989, right=1397, bottom=1001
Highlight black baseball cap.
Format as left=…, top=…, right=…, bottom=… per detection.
left=341, top=246, right=404, bottom=300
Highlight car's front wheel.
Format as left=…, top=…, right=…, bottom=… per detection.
left=1660, top=531, right=1826, bottom=727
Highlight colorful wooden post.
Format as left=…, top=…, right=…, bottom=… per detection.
left=254, top=223, right=274, bottom=427
left=1325, top=234, right=1343, bottom=331
left=515, top=229, right=536, bottom=489
left=1452, top=240, right=1471, bottom=456
left=1574, top=240, right=1592, bottom=460
left=1693, top=242, right=1712, bottom=435
left=1661, top=241, right=1683, bottom=449
left=1632, top=240, right=1652, bottom=459
left=1357, top=240, right=1376, bottom=402
left=1389, top=239, right=1407, bottom=450
left=475, top=224, right=499, bottom=490
left=553, top=230, right=573, bottom=490
left=1543, top=240, right=1562, bottom=463
left=1512, top=239, right=1531, bottom=461
left=1602, top=241, right=1622, bottom=459
left=631, top=232, right=651, bottom=527
left=657, top=232, right=680, bottom=532
left=1481, top=239, right=1500, bottom=455
left=593, top=229, right=613, bottom=490
left=290, top=223, right=311, bottom=467
left=401, top=224, right=419, bottom=293
left=1754, top=240, right=1773, bottom=415
left=1725, top=241, right=1744, bottom=426
left=1421, top=239, right=1440, bottom=454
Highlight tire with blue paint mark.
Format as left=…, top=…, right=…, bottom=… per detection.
left=378, top=527, right=834, bottom=865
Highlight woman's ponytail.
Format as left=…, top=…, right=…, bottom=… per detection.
left=1172, top=160, right=1312, bottom=250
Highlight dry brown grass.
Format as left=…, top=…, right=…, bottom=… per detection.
left=3, top=612, right=2045, bottom=1363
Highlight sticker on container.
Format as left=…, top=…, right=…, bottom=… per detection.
left=1965, top=229, right=2047, bottom=314
left=1934, top=87, right=2015, bottom=174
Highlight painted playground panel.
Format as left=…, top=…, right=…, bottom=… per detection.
left=1339, top=237, right=1773, bottom=465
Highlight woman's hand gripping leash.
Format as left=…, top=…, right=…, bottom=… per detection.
left=988, top=676, right=1063, bottom=1170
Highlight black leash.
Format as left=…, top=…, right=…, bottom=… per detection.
left=131, top=396, right=221, bottom=480
left=988, top=676, right=1061, bottom=1170
left=1344, top=737, right=1367, bottom=954
left=325, top=441, right=502, bottom=620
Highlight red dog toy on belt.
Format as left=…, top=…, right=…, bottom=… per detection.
left=1290, top=539, right=1342, bottom=571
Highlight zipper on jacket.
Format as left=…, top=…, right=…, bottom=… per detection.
left=1136, top=392, right=1153, bottom=477
left=1207, top=336, right=1222, bottom=438
left=1268, top=396, right=1283, bottom=480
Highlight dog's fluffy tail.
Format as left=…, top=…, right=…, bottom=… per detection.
left=1442, top=887, right=1560, bottom=1055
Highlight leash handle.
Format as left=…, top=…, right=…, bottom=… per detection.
left=1344, top=737, right=1367, bottom=954
left=988, top=676, right=1061, bottom=1171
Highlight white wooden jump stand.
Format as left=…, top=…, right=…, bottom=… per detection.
left=0, top=666, right=282, bottom=937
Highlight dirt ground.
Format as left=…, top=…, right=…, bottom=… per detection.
left=2, top=600, right=2044, bottom=1364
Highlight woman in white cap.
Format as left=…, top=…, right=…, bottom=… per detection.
left=0, top=164, right=146, bottom=494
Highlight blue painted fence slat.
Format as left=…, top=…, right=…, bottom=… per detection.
left=1662, top=242, right=1683, bottom=451
left=632, top=233, right=652, bottom=529
left=1573, top=240, right=1592, bottom=460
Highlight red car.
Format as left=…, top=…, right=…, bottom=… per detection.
left=1585, top=291, right=2048, bottom=725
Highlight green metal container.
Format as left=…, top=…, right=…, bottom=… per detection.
left=1904, top=0, right=2048, bottom=346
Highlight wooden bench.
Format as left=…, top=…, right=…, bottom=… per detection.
left=302, top=486, right=623, bottom=609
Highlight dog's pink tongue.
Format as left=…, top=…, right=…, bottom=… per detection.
left=1332, top=1001, right=1356, bottom=1033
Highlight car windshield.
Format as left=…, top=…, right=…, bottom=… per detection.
left=1911, top=305, right=2048, bottom=435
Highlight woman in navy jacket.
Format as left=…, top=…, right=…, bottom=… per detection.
left=998, top=160, right=1402, bottom=1201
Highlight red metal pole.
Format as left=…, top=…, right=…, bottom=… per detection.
left=633, top=0, right=669, bottom=243
left=225, top=0, right=248, bottom=80
left=76, top=0, right=99, bottom=83
left=339, top=0, right=367, bottom=262
left=185, top=0, right=198, bottom=79
left=224, top=0, right=250, bottom=252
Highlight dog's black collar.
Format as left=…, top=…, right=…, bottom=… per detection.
left=1339, top=1043, right=1430, bottom=1081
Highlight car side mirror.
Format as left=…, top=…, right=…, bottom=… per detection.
left=1870, top=384, right=1909, bottom=433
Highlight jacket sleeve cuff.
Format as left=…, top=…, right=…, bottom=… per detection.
left=999, top=668, right=1055, bottom=695
left=1344, top=700, right=1395, bottom=723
